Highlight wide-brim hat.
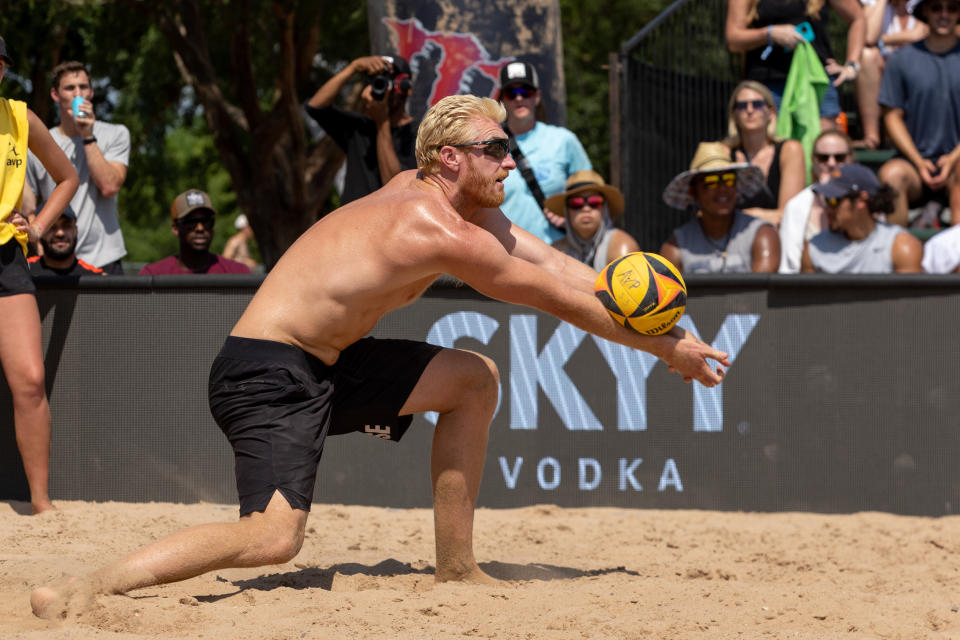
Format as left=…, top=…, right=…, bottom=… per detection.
left=662, top=141, right=764, bottom=210
left=544, top=170, right=625, bottom=218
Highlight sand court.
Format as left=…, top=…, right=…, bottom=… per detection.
left=3, top=499, right=959, bottom=639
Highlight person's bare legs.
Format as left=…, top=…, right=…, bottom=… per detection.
left=0, top=293, right=54, bottom=514
left=31, top=490, right=307, bottom=618
left=879, top=157, right=923, bottom=227
left=855, top=47, right=884, bottom=148
left=947, top=155, right=960, bottom=225
left=400, top=348, right=499, bottom=584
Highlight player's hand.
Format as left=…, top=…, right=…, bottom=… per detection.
left=662, top=327, right=730, bottom=387
left=9, top=211, right=40, bottom=245
left=352, top=56, right=390, bottom=76
left=770, top=24, right=805, bottom=50
left=543, top=207, right=566, bottom=229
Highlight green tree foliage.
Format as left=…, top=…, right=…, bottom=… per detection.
left=560, top=0, right=671, bottom=180
left=3, top=0, right=686, bottom=267
left=2, top=0, right=369, bottom=268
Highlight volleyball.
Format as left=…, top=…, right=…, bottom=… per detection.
left=594, top=252, right=687, bottom=336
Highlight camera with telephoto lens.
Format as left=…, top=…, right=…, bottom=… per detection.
left=368, top=73, right=393, bottom=101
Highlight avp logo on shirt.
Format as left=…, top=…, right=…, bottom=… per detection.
left=6, top=141, right=21, bottom=168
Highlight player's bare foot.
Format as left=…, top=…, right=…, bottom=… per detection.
left=32, top=500, right=56, bottom=515
left=435, top=565, right=502, bottom=585
left=30, top=577, right=93, bottom=620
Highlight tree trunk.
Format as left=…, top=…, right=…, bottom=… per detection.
left=134, top=0, right=341, bottom=269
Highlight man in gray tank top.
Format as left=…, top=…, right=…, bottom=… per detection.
left=802, top=164, right=923, bottom=273
left=660, top=142, right=780, bottom=273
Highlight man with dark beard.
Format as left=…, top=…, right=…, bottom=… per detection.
left=27, top=207, right=104, bottom=276
left=32, top=95, right=730, bottom=619
left=139, top=189, right=250, bottom=275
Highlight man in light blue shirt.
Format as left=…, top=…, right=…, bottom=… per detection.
left=497, top=61, right=592, bottom=244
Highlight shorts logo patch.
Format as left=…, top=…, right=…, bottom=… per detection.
left=364, top=424, right=392, bottom=440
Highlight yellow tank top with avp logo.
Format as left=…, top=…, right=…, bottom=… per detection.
left=0, top=97, right=29, bottom=254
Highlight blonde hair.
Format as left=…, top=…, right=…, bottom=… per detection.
left=744, top=0, right=825, bottom=24
left=416, top=95, right=506, bottom=175
left=723, top=80, right=780, bottom=149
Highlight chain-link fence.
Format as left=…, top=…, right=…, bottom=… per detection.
left=616, top=0, right=740, bottom=252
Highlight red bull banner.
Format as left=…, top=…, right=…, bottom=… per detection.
left=367, top=0, right=566, bottom=124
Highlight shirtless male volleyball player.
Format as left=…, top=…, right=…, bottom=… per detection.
left=32, top=95, right=728, bottom=618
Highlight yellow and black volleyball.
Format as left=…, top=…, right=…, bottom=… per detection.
left=594, top=252, right=687, bottom=336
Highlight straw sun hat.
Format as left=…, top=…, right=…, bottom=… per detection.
left=662, top=142, right=764, bottom=210
left=544, top=170, right=625, bottom=218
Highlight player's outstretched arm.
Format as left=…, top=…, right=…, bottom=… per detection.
left=439, top=212, right=729, bottom=386
left=471, top=207, right=604, bottom=293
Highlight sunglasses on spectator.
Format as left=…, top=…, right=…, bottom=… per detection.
left=824, top=193, right=856, bottom=209
left=445, top=138, right=511, bottom=160
left=567, top=195, right=605, bottom=210
left=814, top=152, right=848, bottom=163
left=733, top=99, right=767, bottom=112
left=927, top=1, right=960, bottom=12
left=502, top=86, right=536, bottom=100
left=701, top=173, right=737, bottom=189
left=178, top=214, right=215, bottom=229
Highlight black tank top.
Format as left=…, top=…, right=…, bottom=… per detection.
left=731, top=140, right=783, bottom=211
left=743, top=0, right=834, bottom=85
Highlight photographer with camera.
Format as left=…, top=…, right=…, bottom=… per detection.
left=306, top=55, right=417, bottom=204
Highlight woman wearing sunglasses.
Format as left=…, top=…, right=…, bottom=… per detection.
left=722, top=81, right=806, bottom=228
left=495, top=61, right=592, bottom=246
left=0, top=36, right=78, bottom=513
left=544, top=170, right=639, bottom=271
left=725, top=0, right=866, bottom=131
left=661, top=142, right=780, bottom=274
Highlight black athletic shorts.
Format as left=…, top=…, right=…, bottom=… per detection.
left=208, top=335, right=443, bottom=516
left=0, top=240, right=36, bottom=297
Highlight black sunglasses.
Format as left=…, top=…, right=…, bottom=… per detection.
left=823, top=193, right=856, bottom=209
left=502, top=86, right=536, bottom=100
left=815, top=152, right=848, bottom=163
left=733, top=99, right=767, bottom=112
left=178, top=214, right=215, bottom=229
left=444, top=138, right=511, bottom=161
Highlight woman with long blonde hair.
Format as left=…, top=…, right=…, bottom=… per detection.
left=722, top=80, right=806, bottom=226
left=725, top=0, right=866, bottom=131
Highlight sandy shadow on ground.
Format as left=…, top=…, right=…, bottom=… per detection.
left=192, top=559, right=639, bottom=602
left=1, top=500, right=33, bottom=516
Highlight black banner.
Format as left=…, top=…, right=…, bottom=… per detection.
left=1, top=275, right=959, bottom=516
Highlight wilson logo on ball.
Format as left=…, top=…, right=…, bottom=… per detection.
left=594, top=252, right=687, bottom=335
